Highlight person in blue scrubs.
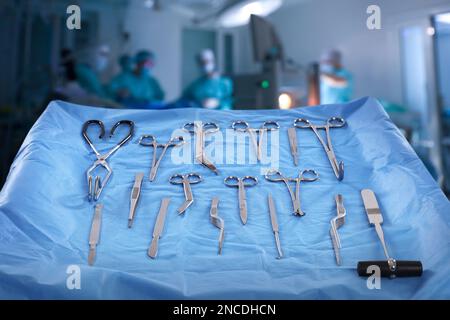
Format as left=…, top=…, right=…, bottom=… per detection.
left=75, top=45, right=110, bottom=98
left=319, top=49, right=353, bottom=105
left=107, top=54, right=134, bottom=102
left=182, top=49, right=233, bottom=110
left=129, top=50, right=165, bottom=104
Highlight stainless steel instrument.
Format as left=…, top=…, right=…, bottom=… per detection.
left=209, top=197, right=224, bottom=255
left=128, top=172, right=144, bottom=228
left=224, top=175, right=258, bottom=225
left=148, top=198, right=171, bottom=259
left=88, top=203, right=103, bottom=266
left=268, top=194, right=283, bottom=259
left=330, top=194, right=346, bottom=265
left=169, top=173, right=203, bottom=214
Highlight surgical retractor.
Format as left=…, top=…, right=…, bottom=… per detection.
left=88, top=203, right=103, bottom=266
left=357, top=189, right=423, bottom=278
left=209, top=197, right=224, bottom=255
left=128, top=172, right=144, bottom=228
left=329, top=194, right=346, bottom=265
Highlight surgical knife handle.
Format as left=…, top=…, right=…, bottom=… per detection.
left=357, top=260, right=423, bottom=278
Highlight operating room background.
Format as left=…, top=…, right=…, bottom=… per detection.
left=0, top=0, right=450, bottom=197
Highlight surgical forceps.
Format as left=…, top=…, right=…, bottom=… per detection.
left=231, top=120, right=279, bottom=161
left=330, top=194, right=346, bottom=265
left=264, top=169, right=319, bottom=216
left=183, top=122, right=219, bottom=174
left=210, top=197, right=224, bottom=255
left=82, top=120, right=134, bottom=201
left=139, top=135, right=185, bottom=181
left=169, top=173, right=203, bottom=214
left=224, top=175, right=258, bottom=225
left=294, top=117, right=346, bottom=180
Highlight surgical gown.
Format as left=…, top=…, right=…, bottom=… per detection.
left=183, top=75, right=233, bottom=110
left=320, top=69, right=353, bottom=105
left=109, top=73, right=165, bottom=104
left=75, top=64, right=107, bottom=98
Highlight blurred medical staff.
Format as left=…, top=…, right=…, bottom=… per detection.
left=75, top=45, right=110, bottom=98
left=129, top=50, right=165, bottom=103
left=182, top=49, right=233, bottom=110
left=319, top=49, right=353, bottom=105
left=108, top=54, right=134, bottom=101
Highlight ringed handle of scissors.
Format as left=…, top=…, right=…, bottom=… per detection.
left=264, top=169, right=285, bottom=182
left=293, top=118, right=312, bottom=129
left=327, top=117, right=346, bottom=128
left=183, top=122, right=219, bottom=134
left=231, top=120, right=249, bottom=132
left=262, top=120, right=280, bottom=131
left=168, top=136, right=185, bottom=147
left=241, top=176, right=258, bottom=187
left=170, top=173, right=202, bottom=185
left=138, top=134, right=157, bottom=146
left=300, top=169, right=319, bottom=182
left=203, top=122, right=220, bottom=134
left=224, top=176, right=240, bottom=187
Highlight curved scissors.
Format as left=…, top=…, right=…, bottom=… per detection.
left=169, top=173, right=203, bottom=214
left=294, top=117, right=345, bottom=180
left=224, top=175, right=258, bottom=225
left=139, top=135, right=185, bottom=181
left=265, top=169, right=319, bottom=216
left=183, top=122, right=220, bottom=174
left=82, top=119, right=134, bottom=201
left=231, top=120, right=279, bottom=161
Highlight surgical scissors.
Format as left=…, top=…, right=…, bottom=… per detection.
left=264, top=169, right=319, bottom=216
left=82, top=119, right=134, bottom=201
left=169, top=173, right=203, bottom=214
left=139, top=135, right=185, bottom=181
left=294, top=117, right=346, bottom=180
left=224, top=175, right=258, bottom=225
left=231, top=120, right=279, bottom=161
left=183, top=121, right=219, bottom=174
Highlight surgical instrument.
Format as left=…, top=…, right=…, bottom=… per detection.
left=330, top=194, right=346, bottom=265
left=82, top=119, right=134, bottom=201
left=294, top=117, right=345, bottom=180
left=210, top=197, right=224, bottom=255
left=183, top=121, right=219, bottom=174
left=169, top=173, right=203, bottom=214
left=88, top=203, right=103, bottom=266
left=148, top=198, right=171, bottom=259
left=287, top=127, right=298, bottom=166
left=268, top=194, right=283, bottom=259
left=224, top=175, right=258, bottom=225
left=139, top=135, right=185, bottom=181
left=128, top=172, right=144, bottom=228
left=231, top=120, right=279, bottom=161
left=264, top=169, right=319, bottom=216
left=357, top=189, right=423, bottom=278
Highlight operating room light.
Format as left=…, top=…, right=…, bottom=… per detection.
left=219, top=0, right=283, bottom=28
left=278, top=93, right=292, bottom=109
left=435, top=13, right=450, bottom=24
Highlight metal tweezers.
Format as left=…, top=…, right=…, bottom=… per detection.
left=209, top=197, right=224, bottom=255
left=268, top=194, right=283, bottom=259
left=329, top=194, right=346, bottom=265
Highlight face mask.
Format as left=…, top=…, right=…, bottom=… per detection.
left=320, top=64, right=336, bottom=74
left=95, top=55, right=109, bottom=72
left=202, top=62, right=215, bottom=74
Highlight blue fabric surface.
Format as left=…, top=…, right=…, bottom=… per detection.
left=0, top=97, right=449, bottom=299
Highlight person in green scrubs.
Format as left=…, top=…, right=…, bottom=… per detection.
left=319, top=49, right=353, bottom=105
left=182, top=49, right=233, bottom=110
